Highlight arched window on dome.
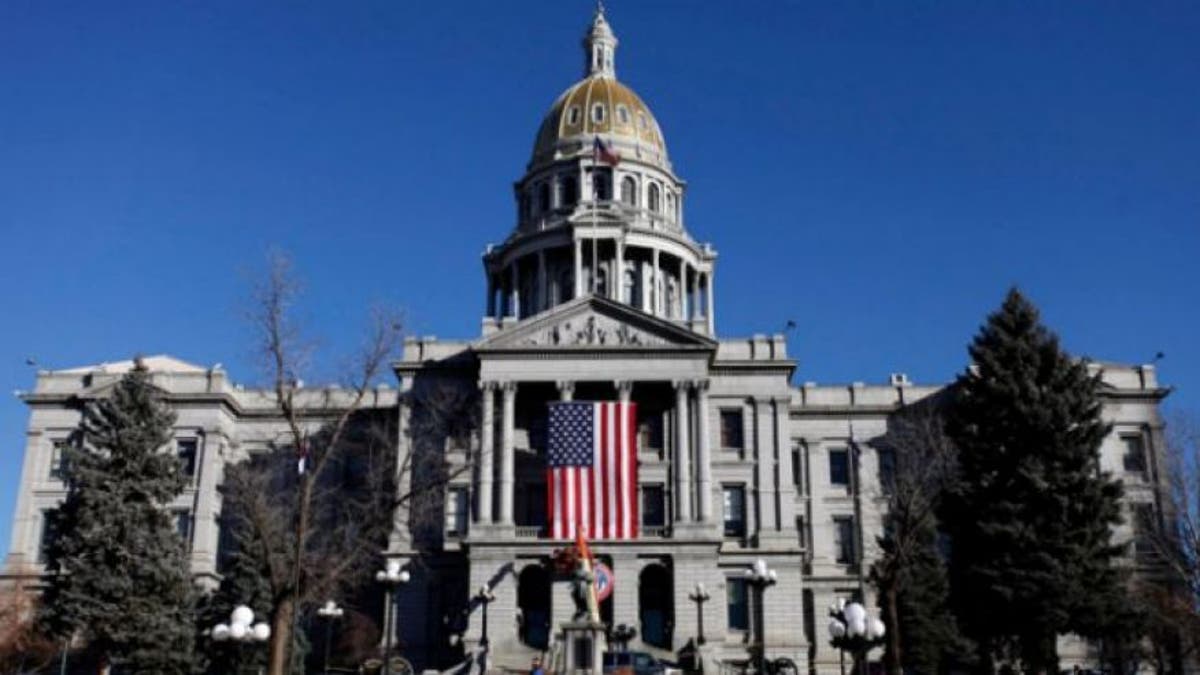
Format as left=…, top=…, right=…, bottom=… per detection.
left=665, top=192, right=676, bottom=221
left=592, top=103, right=606, bottom=124
left=538, top=183, right=551, bottom=213
left=648, top=184, right=661, bottom=213
left=620, top=176, right=637, bottom=207
left=617, top=105, right=630, bottom=125
left=567, top=106, right=581, bottom=126
left=560, top=175, right=578, bottom=206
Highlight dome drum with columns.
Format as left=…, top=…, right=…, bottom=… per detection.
left=485, top=5, right=715, bottom=335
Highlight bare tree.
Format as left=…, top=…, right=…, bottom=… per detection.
left=869, top=400, right=964, bottom=675
left=0, top=568, right=60, bottom=673
left=223, top=252, right=473, bottom=675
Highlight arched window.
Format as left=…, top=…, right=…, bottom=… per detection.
left=639, top=564, right=673, bottom=649
left=517, top=565, right=551, bottom=650
left=538, top=183, right=551, bottom=213
left=592, top=103, right=606, bottom=124
left=648, top=184, right=661, bottom=212
left=592, top=171, right=611, bottom=201
left=666, top=192, right=675, bottom=220
left=561, top=176, right=578, bottom=206
left=620, top=176, right=637, bottom=206
left=617, top=105, right=631, bottom=125
left=567, top=106, right=581, bottom=126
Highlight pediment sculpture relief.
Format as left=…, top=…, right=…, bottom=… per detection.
left=524, top=314, right=670, bottom=347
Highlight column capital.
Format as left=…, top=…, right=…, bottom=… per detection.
left=614, top=380, right=634, bottom=396
left=557, top=380, right=575, bottom=400
left=479, top=380, right=498, bottom=392
left=691, top=379, right=711, bottom=393
left=500, top=381, right=518, bottom=395
left=672, top=379, right=693, bottom=393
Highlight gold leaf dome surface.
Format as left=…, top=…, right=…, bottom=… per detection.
left=530, top=75, right=668, bottom=169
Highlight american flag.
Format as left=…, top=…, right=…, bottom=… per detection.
left=547, top=401, right=639, bottom=539
left=593, top=136, right=621, bottom=166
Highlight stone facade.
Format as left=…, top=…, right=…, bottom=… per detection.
left=2, top=7, right=1171, bottom=675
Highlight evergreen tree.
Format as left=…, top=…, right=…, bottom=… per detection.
left=945, top=289, right=1126, bottom=674
left=41, top=360, right=196, bottom=674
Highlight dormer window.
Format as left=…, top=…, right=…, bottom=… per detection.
left=567, top=106, right=581, bottom=126
left=638, top=113, right=648, bottom=130
left=592, top=104, right=606, bottom=124
left=617, top=105, right=630, bottom=125
left=648, top=184, right=661, bottom=212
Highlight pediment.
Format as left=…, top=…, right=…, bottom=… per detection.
left=475, top=295, right=716, bottom=352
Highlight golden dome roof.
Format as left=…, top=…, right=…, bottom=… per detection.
left=531, top=76, right=667, bottom=168
left=528, top=7, right=669, bottom=170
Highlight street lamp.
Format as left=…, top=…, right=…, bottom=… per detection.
left=827, top=599, right=885, bottom=675
left=212, top=605, right=271, bottom=675
left=689, top=582, right=711, bottom=645
left=376, top=560, right=411, bottom=675
left=745, top=559, right=778, bottom=675
left=316, top=600, right=345, bottom=675
left=609, top=623, right=637, bottom=653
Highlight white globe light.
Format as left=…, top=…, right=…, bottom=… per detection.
left=849, top=618, right=867, bottom=637
left=870, top=618, right=886, bottom=639
left=695, top=582, right=706, bottom=595
left=768, top=569, right=778, bottom=582
left=399, top=570, right=411, bottom=583
left=253, top=622, right=271, bottom=641
left=827, top=620, right=846, bottom=639
left=229, top=622, right=248, bottom=640
left=843, top=602, right=866, bottom=625
left=386, top=560, right=402, bottom=576
left=375, top=570, right=386, bottom=582
left=212, top=624, right=231, bottom=641
left=232, top=605, right=254, bottom=627
left=753, top=559, right=768, bottom=578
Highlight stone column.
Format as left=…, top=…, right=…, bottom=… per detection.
left=537, top=250, right=548, bottom=313
left=680, top=261, right=690, bottom=320
left=509, top=262, right=520, bottom=318
left=498, top=382, right=517, bottom=526
left=774, top=397, right=798, bottom=534
left=615, top=238, right=626, bottom=303
left=574, top=238, right=584, bottom=299
left=674, top=380, right=693, bottom=522
left=689, top=266, right=698, bottom=322
left=652, top=249, right=661, bottom=316
left=557, top=380, right=575, bottom=401
left=478, top=382, right=495, bottom=524
left=695, top=380, right=713, bottom=523
left=753, top=398, right=775, bottom=536
left=705, top=271, right=715, bottom=335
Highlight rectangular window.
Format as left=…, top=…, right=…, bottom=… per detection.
left=38, top=509, right=59, bottom=564
left=173, top=510, right=193, bottom=550
left=829, top=448, right=850, bottom=487
left=216, top=515, right=236, bottom=574
left=791, top=446, right=803, bottom=489
left=723, top=485, right=746, bottom=538
left=641, top=484, right=666, bottom=528
left=726, top=577, right=750, bottom=631
left=720, top=409, right=744, bottom=449
left=878, top=448, right=897, bottom=494
left=640, top=413, right=664, bottom=450
left=49, top=439, right=70, bottom=480
left=1122, top=435, right=1147, bottom=473
left=446, top=487, right=469, bottom=537
left=1133, top=503, right=1156, bottom=558
left=796, top=516, right=807, bottom=550
left=176, top=439, right=198, bottom=479
left=834, top=516, right=856, bottom=564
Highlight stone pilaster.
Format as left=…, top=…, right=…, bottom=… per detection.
left=498, top=382, right=517, bottom=526
left=478, top=382, right=496, bottom=524
left=695, top=380, right=713, bottom=524
left=673, top=380, right=693, bottom=522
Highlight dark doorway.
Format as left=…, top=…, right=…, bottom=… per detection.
left=518, top=565, right=551, bottom=650
left=638, top=563, right=673, bottom=649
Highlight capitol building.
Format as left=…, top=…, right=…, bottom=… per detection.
left=3, top=7, right=1169, bottom=674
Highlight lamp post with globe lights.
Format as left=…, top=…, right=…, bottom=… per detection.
left=376, top=560, right=410, bottom=675
left=211, top=605, right=272, bottom=674
left=827, top=599, right=885, bottom=675
left=689, top=582, right=711, bottom=645
left=316, top=600, right=344, bottom=675
left=744, top=559, right=778, bottom=675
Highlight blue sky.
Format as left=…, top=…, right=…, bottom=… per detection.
left=1, top=1, right=1197, bottom=559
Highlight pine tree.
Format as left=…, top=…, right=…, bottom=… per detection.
left=41, top=360, right=197, bottom=674
left=945, top=289, right=1126, bottom=674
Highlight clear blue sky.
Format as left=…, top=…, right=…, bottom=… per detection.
left=2, top=1, right=1197, bottom=559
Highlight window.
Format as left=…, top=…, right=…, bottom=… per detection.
left=538, top=182, right=551, bottom=212
left=641, top=485, right=666, bottom=528
left=791, top=445, right=803, bottom=488
left=173, top=509, right=193, bottom=550
left=640, top=412, right=664, bottom=450
left=620, top=176, right=637, bottom=206
left=828, top=447, right=850, bottom=487
left=723, top=485, right=746, bottom=538
left=639, top=112, right=648, bottom=130
left=719, top=409, right=744, bottom=450
left=177, top=438, right=198, bottom=479
left=834, top=516, right=856, bottom=564
left=561, top=176, right=578, bottom=205
left=567, top=106, right=581, bottom=126
left=592, top=171, right=610, bottom=201
left=446, top=487, right=469, bottom=537
left=49, top=439, right=70, bottom=480
left=216, top=515, right=236, bottom=574
left=1122, top=435, right=1147, bottom=473
left=648, top=183, right=661, bottom=212
left=617, top=105, right=630, bottom=125
left=666, top=193, right=676, bottom=220
left=38, top=509, right=58, bottom=564
left=1133, top=503, right=1156, bottom=559
left=877, top=448, right=896, bottom=494
left=726, top=577, right=750, bottom=631
left=796, top=516, right=807, bottom=549
left=591, top=103, right=606, bottom=123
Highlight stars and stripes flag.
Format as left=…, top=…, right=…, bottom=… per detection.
left=547, top=401, right=639, bottom=539
left=593, top=136, right=621, bottom=166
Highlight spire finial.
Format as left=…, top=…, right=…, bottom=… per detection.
left=582, top=2, right=618, bottom=78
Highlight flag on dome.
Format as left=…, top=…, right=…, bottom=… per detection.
left=546, top=401, right=639, bottom=539
left=593, top=136, right=621, bottom=166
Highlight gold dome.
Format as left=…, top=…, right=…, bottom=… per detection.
left=531, top=76, right=667, bottom=168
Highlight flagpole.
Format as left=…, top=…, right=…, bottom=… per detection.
left=591, top=137, right=599, bottom=296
